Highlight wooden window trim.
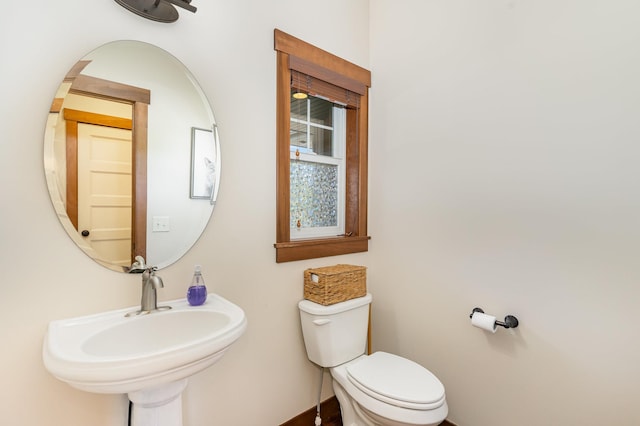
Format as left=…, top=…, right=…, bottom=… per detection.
left=274, top=29, right=371, bottom=263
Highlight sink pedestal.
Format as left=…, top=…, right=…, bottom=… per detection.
left=129, top=379, right=188, bottom=426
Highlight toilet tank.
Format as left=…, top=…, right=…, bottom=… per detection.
left=298, top=293, right=372, bottom=368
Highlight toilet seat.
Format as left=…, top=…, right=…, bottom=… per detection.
left=346, top=352, right=446, bottom=410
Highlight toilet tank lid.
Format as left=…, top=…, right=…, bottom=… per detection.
left=298, top=293, right=372, bottom=315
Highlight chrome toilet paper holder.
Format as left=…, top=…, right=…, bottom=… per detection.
left=470, top=307, right=519, bottom=329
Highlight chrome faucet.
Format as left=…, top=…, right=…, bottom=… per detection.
left=127, top=266, right=172, bottom=316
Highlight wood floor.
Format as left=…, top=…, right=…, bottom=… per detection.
left=280, top=396, right=456, bottom=426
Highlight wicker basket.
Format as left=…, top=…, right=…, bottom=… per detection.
left=303, top=264, right=367, bottom=305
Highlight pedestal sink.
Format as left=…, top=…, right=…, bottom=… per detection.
left=43, top=294, right=247, bottom=426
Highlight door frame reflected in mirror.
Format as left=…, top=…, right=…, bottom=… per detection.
left=56, top=61, right=151, bottom=267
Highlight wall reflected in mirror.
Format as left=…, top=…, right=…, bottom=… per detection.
left=43, top=40, right=220, bottom=273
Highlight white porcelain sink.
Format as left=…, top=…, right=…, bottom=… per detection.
left=43, top=294, right=246, bottom=426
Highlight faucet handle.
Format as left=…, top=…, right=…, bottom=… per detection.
left=128, top=256, right=147, bottom=273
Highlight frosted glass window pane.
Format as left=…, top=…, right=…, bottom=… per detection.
left=290, top=161, right=338, bottom=228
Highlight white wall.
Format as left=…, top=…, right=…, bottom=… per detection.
left=0, top=1, right=369, bottom=425
left=369, top=1, right=640, bottom=425
left=4, top=1, right=639, bottom=425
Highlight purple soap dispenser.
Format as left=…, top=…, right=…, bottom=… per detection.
left=187, top=265, right=207, bottom=306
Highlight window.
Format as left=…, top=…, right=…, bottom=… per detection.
left=274, top=29, right=371, bottom=263
left=290, top=93, right=346, bottom=239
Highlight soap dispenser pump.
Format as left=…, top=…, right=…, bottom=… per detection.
left=187, top=265, right=207, bottom=306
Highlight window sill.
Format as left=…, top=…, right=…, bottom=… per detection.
left=274, top=235, right=370, bottom=263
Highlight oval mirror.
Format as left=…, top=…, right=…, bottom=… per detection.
left=44, top=40, right=220, bottom=273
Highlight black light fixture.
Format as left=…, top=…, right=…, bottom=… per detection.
left=114, top=0, right=197, bottom=23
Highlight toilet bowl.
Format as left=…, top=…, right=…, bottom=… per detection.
left=299, top=293, right=448, bottom=426
left=332, top=352, right=448, bottom=426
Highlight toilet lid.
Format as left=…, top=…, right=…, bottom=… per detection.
left=346, top=352, right=445, bottom=409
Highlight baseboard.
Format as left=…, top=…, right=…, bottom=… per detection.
left=280, top=396, right=342, bottom=426
left=280, top=396, right=456, bottom=426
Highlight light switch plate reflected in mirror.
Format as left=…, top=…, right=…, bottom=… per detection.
left=152, top=216, right=171, bottom=232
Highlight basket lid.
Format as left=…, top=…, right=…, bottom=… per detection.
left=306, top=264, right=366, bottom=275
left=299, top=293, right=372, bottom=315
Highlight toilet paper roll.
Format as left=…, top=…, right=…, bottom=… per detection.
left=471, top=312, right=497, bottom=333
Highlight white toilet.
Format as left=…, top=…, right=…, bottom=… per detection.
left=299, top=293, right=448, bottom=426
